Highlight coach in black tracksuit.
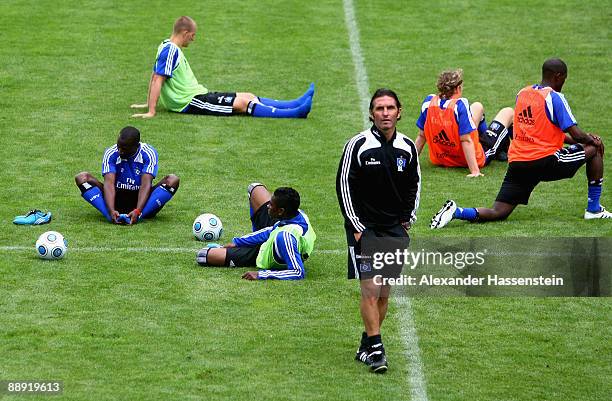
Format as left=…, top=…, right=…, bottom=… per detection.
left=336, top=88, right=421, bottom=374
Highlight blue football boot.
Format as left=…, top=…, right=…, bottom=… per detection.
left=13, top=209, right=52, bottom=225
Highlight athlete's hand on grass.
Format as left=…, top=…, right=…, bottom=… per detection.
left=466, top=172, right=484, bottom=178
left=224, top=243, right=236, bottom=248
left=130, top=103, right=148, bottom=109
left=131, top=111, right=156, bottom=119
left=242, top=271, right=259, bottom=280
left=401, top=221, right=412, bottom=231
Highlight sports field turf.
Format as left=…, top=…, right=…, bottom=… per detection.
left=1, top=0, right=610, bottom=400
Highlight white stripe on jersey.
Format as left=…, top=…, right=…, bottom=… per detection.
left=340, top=133, right=367, bottom=232
left=137, top=145, right=147, bottom=169
left=259, top=269, right=300, bottom=279
left=164, top=46, right=173, bottom=76
left=145, top=144, right=157, bottom=168
left=102, top=145, right=118, bottom=174
left=273, top=232, right=280, bottom=258
left=165, top=44, right=177, bottom=76
left=458, top=98, right=477, bottom=130
left=412, top=144, right=422, bottom=223
left=140, top=143, right=157, bottom=175
left=420, top=95, right=434, bottom=113
left=260, top=265, right=301, bottom=278
left=143, top=144, right=158, bottom=174
left=545, top=90, right=577, bottom=127
left=239, top=226, right=272, bottom=240
left=545, top=93, right=554, bottom=122
left=556, top=92, right=577, bottom=124
left=283, top=232, right=300, bottom=268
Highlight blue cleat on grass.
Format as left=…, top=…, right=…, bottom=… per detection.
left=13, top=210, right=52, bottom=225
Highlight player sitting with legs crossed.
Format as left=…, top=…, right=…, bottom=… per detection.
left=196, top=184, right=316, bottom=280
left=431, top=58, right=610, bottom=229
left=75, top=126, right=179, bottom=224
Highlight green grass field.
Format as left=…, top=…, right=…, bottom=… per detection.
left=1, top=0, right=611, bottom=400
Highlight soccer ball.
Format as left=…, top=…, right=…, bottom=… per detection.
left=193, top=213, right=223, bottom=241
left=35, top=231, right=68, bottom=260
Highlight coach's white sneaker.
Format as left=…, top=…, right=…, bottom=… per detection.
left=430, top=200, right=457, bottom=229
left=584, top=206, right=612, bottom=219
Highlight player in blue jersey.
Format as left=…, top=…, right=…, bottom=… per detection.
left=414, top=69, right=513, bottom=176
left=75, top=126, right=179, bottom=224
left=196, top=184, right=316, bottom=280
left=131, top=16, right=313, bottom=119
left=431, top=59, right=609, bottom=229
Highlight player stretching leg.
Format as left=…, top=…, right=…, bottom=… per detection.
left=431, top=58, right=610, bottom=229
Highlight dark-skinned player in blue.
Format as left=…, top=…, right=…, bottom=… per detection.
left=75, top=126, right=179, bottom=224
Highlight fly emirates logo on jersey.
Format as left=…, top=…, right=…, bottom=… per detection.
left=365, top=158, right=381, bottom=166
left=116, top=177, right=140, bottom=191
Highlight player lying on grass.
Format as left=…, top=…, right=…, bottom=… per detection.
left=431, top=58, right=610, bottom=229
left=196, top=184, right=316, bottom=280
left=75, top=126, right=179, bottom=224
left=415, top=68, right=514, bottom=177
left=131, top=16, right=313, bottom=119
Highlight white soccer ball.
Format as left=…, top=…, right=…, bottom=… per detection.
left=193, top=213, right=223, bottom=241
left=35, top=231, right=68, bottom=260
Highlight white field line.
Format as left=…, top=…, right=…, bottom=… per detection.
left=0, top=245, right=345, bottom=254
left=0, top=245, right=594, bottom=258
left=0, top=244, right=596, bottom=257
left=342, top=1, right=429, bottom=400
left=343, top=0, right=371, bottom=129
left=395, top=297, right=429, bottom=401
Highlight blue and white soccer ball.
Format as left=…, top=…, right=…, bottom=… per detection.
left=35, top=231, right=68, bottom=260
left=193, top=213, right=223, bottom=241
